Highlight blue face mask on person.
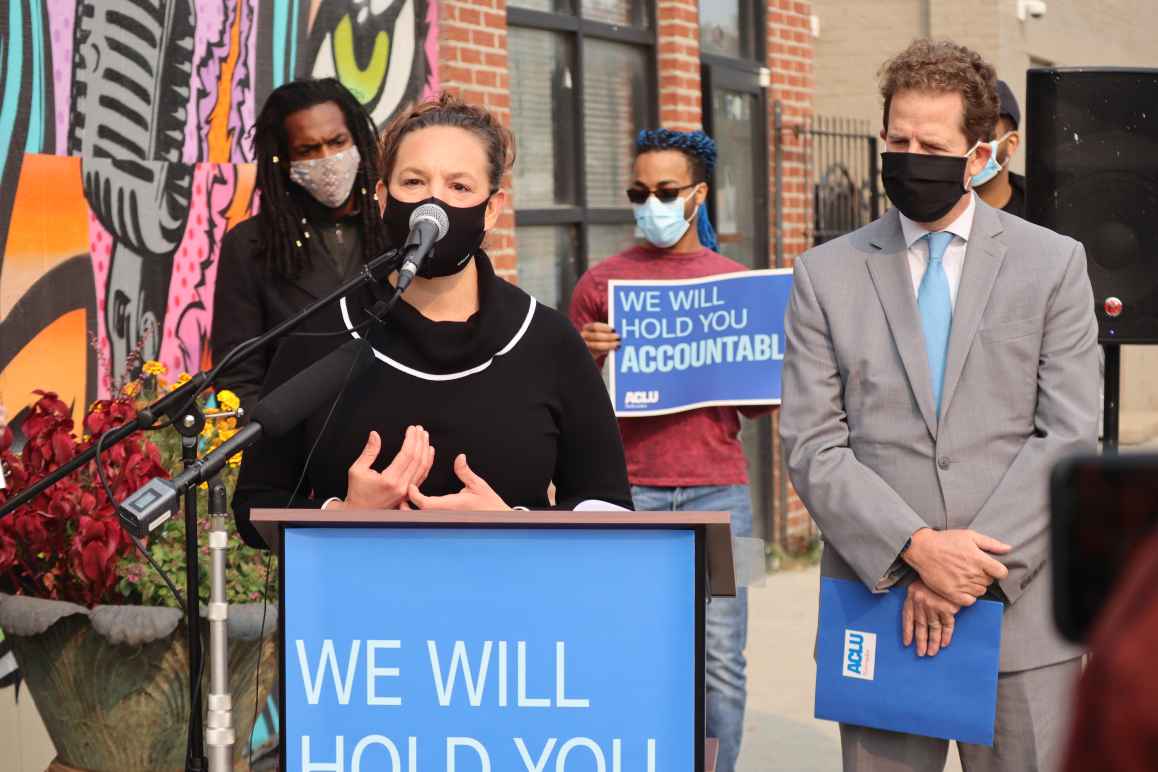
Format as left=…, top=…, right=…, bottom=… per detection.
left=633, top=188, right=701, bottom=248
left=970, top=132, right=1015, bottom=187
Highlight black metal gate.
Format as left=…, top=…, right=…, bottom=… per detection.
left=803, top=116, right=882, bottom=245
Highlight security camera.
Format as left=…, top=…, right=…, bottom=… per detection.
left=1017, top=0, right=1048, bottom=20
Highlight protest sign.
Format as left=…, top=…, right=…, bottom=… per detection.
left=284, top=527, right=696, bottom=771
left=608, top=270, right=793, bottom=416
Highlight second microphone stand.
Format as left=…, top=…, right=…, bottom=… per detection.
left=205, top=477, right=235, bottom=772
left=178, top=407, right=209, bottom=772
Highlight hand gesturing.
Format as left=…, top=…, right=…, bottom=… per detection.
left=408, top=454, right=509, bottom=512
left=335, top=426, right=435, bottom=510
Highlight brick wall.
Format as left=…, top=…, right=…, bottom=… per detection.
left=767, top=0, right=817, bottom=550
left=656, top=0, right=703, bottom=130
left=437, top=0, right=518, bottom=279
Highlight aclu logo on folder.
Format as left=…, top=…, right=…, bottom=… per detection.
left=842, top=630, right=876, bottom=680
left=816, top=577, right=1003, bottom=746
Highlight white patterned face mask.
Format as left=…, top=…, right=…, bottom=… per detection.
left=288, top=145, right=361, bottom=208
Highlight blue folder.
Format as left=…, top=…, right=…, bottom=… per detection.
left=815, top=577, right=1004, bottom=746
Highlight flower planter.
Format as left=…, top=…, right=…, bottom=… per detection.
left=0, top=593, right=277, bottom=772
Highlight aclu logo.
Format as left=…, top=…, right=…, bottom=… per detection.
left=624, top=390, right=660, bottom=407
left=842, top=629, right=876, bottom=681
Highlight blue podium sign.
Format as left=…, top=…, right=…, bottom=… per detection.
left=282, top=527, right=697, bottom=771
left=607, top=270, right=793, bottom=417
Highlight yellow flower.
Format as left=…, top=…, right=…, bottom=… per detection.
left=227, top=451, right=243, bottom=468
left=122, top=381, right=142, bottom=398
left=142, top=361, right=166, bottom=377
left=216, top=389, right=241, bottom=413
left=170, top=373, right=192, bottom=390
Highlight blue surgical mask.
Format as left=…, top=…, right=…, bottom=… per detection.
left=970, top=132, right=1014, bottom=187
left=633, top=190, right=700, bottom=248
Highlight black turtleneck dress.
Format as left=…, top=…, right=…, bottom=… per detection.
left=231, top=253, right=633, bottom=548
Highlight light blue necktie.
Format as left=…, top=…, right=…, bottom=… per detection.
left=918, top=231, right=955, bottom=414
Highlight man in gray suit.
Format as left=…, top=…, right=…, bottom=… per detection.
left=780, top=39, right=1099, bottom=772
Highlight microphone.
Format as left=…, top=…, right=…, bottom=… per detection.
left=117, top=339, right=373, bottom=536
left=395, top=203, right=449, bottom=293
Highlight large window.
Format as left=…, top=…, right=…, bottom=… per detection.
left=508, top=0, right=657, bottom=309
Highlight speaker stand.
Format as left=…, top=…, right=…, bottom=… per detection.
left=1103, top=344, right=1120, bottom=453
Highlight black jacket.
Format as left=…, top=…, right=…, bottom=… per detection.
left=210, top=216, right=371, bottom=410
left=231, top=253, right=633, bottom=548
left=1002, top=171, right=1026, bottom=219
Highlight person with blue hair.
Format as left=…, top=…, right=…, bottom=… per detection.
left=569, top=127, right=768, bottom=772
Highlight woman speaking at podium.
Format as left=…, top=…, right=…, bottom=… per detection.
left=232, top=94, right=632, bottom=548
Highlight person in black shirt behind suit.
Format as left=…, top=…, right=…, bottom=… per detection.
left=973, top=79, right=1026, bottom=218
left=232, top=93, right=632, bottom=547
left=211, top=78, right=388, bottom=410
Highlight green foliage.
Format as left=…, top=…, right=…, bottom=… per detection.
left=0, top=354, right=277, bottom=609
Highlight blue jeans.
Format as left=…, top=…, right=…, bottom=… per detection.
left=632, top=485, right=751, bottom=772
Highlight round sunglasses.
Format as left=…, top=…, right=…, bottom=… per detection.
left=625, top=182, right=701, bottom=205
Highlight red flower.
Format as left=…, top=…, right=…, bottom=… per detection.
left=70, top=514, right=125, bottom=602
left=0, top=530, right=17, bottom=574
left=0, top=392, right=164, bottom=606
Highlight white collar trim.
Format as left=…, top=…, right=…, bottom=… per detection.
left=338, top=294, right=537, bottom=382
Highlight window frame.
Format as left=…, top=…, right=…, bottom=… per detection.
left=698, top=0, right=765, bottom=64
left=508, top=2, right=660, bottom=308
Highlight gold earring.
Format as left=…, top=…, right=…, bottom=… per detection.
left=272, top=155, right=279, bottom=164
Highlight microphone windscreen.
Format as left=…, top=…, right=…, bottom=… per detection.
left=250, top=338, right=373, bottom=438
left=409, top=202, right=449, bottom=240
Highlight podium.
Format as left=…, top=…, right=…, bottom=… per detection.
left=252, top=509, right=735, bottom=772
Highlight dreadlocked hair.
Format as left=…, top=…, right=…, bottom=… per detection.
left=252, top=77, right=388, bottom=280
left=634, top=128, right=720, bottom=251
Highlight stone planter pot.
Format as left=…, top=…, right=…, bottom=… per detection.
left=0, top=593, right=278, bottom=772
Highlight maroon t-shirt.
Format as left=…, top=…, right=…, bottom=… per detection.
left=569, top=244, right=772, bottom=487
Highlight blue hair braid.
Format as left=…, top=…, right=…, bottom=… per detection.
left=635, top=128, right=720, bottom=251
left=696, top=205, right=718, bottom=252
left=635, top=128, right=718, bottom=176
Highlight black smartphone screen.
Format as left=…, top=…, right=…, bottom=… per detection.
left=1050, top=452, right=1158, bottom=642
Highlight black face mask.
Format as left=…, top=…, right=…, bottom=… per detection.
left=383, top=194, right=490, bottom=278
left=881, top=151, right=972, bottom=223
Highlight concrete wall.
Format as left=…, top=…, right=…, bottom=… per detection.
left=0, top=687, right=55, bottom=771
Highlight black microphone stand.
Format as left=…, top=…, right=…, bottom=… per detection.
left=0, top=247, right=400, bottom=772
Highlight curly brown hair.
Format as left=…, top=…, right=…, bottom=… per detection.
left=378, top=92, right=516, bottom=192
left=879, top=39, right=999, bottom=147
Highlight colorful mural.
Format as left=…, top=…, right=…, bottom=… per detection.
left=0, top=0, right=439, bottom=428
left=0, top=1, right=439, bottom=700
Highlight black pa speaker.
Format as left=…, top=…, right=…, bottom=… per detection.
left=1026, top=67, right=1158, bottom=343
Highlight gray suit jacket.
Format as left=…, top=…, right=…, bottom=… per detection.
left=780, top=200, right=1099, bottom=672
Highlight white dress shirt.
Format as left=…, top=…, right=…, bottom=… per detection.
left=898, top=193, right=977, bottom=310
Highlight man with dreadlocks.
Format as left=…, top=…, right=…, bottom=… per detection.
left=211, top=78, right=388, bottom=409
left=569, top=128, right=768, bottom=772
